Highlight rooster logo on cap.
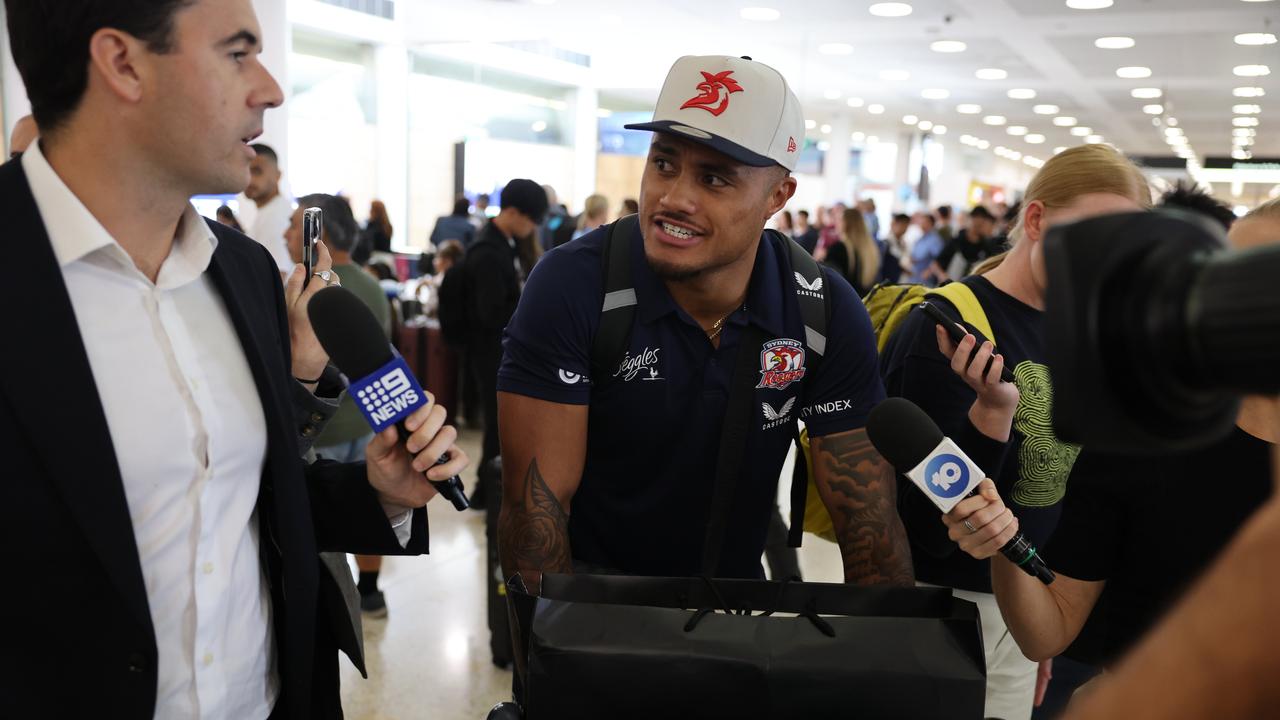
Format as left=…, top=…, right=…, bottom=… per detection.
left=680, top=70, right=744, bottom=117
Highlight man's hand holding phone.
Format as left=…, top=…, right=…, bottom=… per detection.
left=285, top=215, right=335, bottom=384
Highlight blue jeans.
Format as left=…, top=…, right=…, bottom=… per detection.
left=314, top=433, right=373, bottom=463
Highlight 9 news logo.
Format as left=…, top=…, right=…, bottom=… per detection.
left=923, top=453, right=970, bottom=499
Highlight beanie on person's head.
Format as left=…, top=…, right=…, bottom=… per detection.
left=500, top=179, right=550, bottom=224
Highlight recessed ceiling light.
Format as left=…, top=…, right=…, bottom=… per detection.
left=976, top=68, right=1008, bottom=80
left=977, top=140, right=990, bottom=149
left=1095, top=36, right=1135, bottom=49
left=1234, top=86, right=1266, bottom=97
left=825, top=89, right=843, bottom=100
left=956, top=104, right=983, bottom=114
left=1085, top=134, right=1104, bottom=143
left=880, top=69, right=912, bottom=81
left=1233, top=150, right=1253, bottom=160
left=867, top=104, right=885, bottom=114
left=1054, top=146, right=1067, bottom=154
left=933, top=125, right=948, bottom=134
left=740, top=7, right=781, bottom=21
left=1007, top=125, right=1029, bottom=136
left=1233, top=128, right=1257, bottom=137
left=1116, top=66, right=1153, bottom=79
left=1235, top=33, right=1277, bottom=45
left=1033, top=104, right=1060, bottom=115
left=931, top=40, right=967, bottom=53
left=821, top=123, right=832, bottom=134
left=869, top=2, right=913, bottom=17
left=1167, top=117, right=1179, bottom=126
left=1234, top=117, right=1260, bottom=126
left=960, top=134, right=974, bottom=144
left=1143, top=104, right=1165, bottom=114
left=922, top=88, right=951, bottom=99
left=1008, top=88, right=1037, bottom=99
left=847, top=97, right=865, bottom=107
left=819, top=43, right=854, bottom=55
left=903, top=114, right=919, bottom=125
left=1008, top=150, right=1024, bottom=160
left=852, top=131, right=866, bottom=142
left=1131, top=87, right=1163, bottom=99
left=1067, top=0, right=1113, bottom=8
left=1071, top=126, right=1092, bottom=136
left=1234, top=65, right=1271, bottom=77
left=1026, top=134, right=1046, bottom=144
left=1053, top=116, right=1078, bottom=126
left=984, top=115, right=1007, bottom=125
left=918, top=120, right=934, bottom=130
left=1233, top=104, right=1263, bottom=114
left=1165, top=126, right=1184, bottom=135
left=805, top=119, right=817, bottom=130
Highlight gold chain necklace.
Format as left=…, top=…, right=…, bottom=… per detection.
left=706, top=305, right=743, bottom=342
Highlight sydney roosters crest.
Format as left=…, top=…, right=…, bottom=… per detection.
left=681, top=70, right=744, bottom=117
left=757, top=339, right=806, bottom=391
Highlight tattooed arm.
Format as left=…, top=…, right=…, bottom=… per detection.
left=811, top=428, right=915, bottom=586
left=497, top=391, right=589, bottom=595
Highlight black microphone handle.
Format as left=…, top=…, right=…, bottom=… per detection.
left=394, top=420, right=470, bottom=511
left=1000, top=532, right=1055, bottom=584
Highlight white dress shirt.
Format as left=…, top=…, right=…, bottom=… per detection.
left=247, top=192, right=296, bottom=273
left=24, top=145, right=277, bottom=720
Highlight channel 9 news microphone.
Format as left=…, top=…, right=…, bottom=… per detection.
left=308, top=285, right=470, bottom=510
left=867, top=397, right=1055, bottom=584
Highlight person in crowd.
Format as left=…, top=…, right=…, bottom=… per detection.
left=430, top=196, right=477, bottom=249
left=216, top=204, right=243, bottom=232
left=470, top=192, right=491, bottom=228
left=539, top=184, right=572, bottom=251
left=907, top=211, right=945, bottom=285
left=462, top=178, right=548, bottom=509
left=879, top=143, right=1151, bottom=720
left=824, top=207, right=880, bottom=297
left=1158, top=180, right=1238, bottom=230
left=8, top=113, right=36, bottom=158
left=817, top=200, right=846, bottom=257
left=571, top=193, right=609, bottom=243
left=794, top=209, right=820, bottom=255
left=861, top=198, right=882, bottom=241
left=879, top=212, right=911, bottom=284
left=774, top=209, right=795, bottom=238
left=618, top=197, right=639, bottom=219
left=941, top=194, right=1277, bottom=716
left=928, top=205, right=1000, bottom=284
left=1, top=2, right=469, bottom=717
left=364, top=199, right=393, bottom=254
left=285, top=192, right=396, bottom=619
left=936, top=205, right=954, bottom=244
left=242, top=142, right=295, bottom=274
left=497, top=55, right=911, bottom=597
left=419, top=239, right=464, bottom=318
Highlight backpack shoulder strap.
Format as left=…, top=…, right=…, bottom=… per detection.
left=928, top=281, right=997, bottom=346
left=589, top=214, right=640, bottom=384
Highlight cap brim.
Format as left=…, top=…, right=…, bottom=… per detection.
left=623, top=120, right=779, bottom=168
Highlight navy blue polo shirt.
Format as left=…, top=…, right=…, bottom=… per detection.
left=497, top=223, right=884, bottom=578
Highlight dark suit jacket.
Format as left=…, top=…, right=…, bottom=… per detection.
left=0, top=160, right=428, bottom=719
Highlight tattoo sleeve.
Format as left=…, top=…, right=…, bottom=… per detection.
left=498, top=458, right=573, bottom=594
left=814, top=429, right=915, bottom=587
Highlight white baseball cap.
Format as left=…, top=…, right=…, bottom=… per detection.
left=626, top=55, right=806, bottom=172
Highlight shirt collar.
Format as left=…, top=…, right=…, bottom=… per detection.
left=631, top=225, right=786, bottom=338
left=23, top=141, right=218, bottom=288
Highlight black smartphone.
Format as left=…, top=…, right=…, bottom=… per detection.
left=302, top=207, right=322, bottom=287
left=918, top=300, right=1016, bottom=384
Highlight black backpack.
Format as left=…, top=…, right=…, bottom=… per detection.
left=589, top=215, right=831, bottom=553
left=437, top=264, right=468, bottom=345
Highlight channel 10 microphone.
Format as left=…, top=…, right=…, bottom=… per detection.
left=867, top=397, right=1054, bottom=584
left=308, top=285, right=469, bottom=511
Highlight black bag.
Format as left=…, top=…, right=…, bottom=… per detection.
left=436, top=264, right=467, bottom=345
left=507, top=574, right=986, bottom=719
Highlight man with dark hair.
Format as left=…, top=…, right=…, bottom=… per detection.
left=244, top=142, right=295, bottom=273
left=470, top=192, right=491, bottom=229
left=936, top=204, right=954, bottom=244
left=794, top=208, right=820, bottom=254
left=430, top=195, right=477, bottom=248
left=1158, top=180, right=1236, bottom=231
left=929, top=205, right=1000, bottom=283
left=1, top=2, right=467, bottom=717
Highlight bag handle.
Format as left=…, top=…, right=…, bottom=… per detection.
left=683, top=575, right=836, bottom=637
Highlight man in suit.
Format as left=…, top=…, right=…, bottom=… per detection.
left=0, top=1, right=468, bottom=718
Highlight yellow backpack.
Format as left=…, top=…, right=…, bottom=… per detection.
left=800, top=281, right=995, bottom=542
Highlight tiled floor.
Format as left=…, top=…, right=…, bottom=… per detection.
left=338, top=427, right=846, bottom=719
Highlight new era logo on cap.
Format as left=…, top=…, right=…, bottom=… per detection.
left=626, top=55, right=806, bottom=171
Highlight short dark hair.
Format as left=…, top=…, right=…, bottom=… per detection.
left=500, top=178, right=550, bottom=224
left=892, top=213, right=911, bottom=224
left=969, top=206, right=997, bottom=223
left=297, top=193, right=360, bottom=253
left=937, top=205, right=952, bottom=220
left=250, top=144, right=279, bottom=166
left=4, top=0, right=197, bottom=131
left=452, top=196, right=471, bottom=216
left=1159, top=181, right=1235, bottom=231
left=623, top=198, right=639, bottom=214
left=798, top=210, right=810, bottom=219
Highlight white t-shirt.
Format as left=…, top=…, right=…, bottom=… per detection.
left=247, top=193, right=295, bottom=272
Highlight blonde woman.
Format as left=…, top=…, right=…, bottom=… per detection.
left=879, top=144, right=1151, bottom=720
left=824, top=207, right=881, bottom=296
left=572, top=194, right=610, bottom=242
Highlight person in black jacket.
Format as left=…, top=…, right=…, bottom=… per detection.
left=0, top=2, right=469, bottom=718
left=464, top=178, right=549, bottom=501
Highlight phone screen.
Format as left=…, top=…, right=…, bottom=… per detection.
left=302, top=207, right=321, bottom=286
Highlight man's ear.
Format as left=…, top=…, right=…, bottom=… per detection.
left=764, top=171, right=798, bottom=221
left=87, top=28, right=148, bottom=105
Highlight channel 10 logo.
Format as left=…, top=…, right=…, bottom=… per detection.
left=924, top=453, right=970, bottom=499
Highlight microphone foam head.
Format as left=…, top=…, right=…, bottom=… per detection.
left=867, top=397, right=946, bottom=471
left=307, top=285, right=393, bottom=380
